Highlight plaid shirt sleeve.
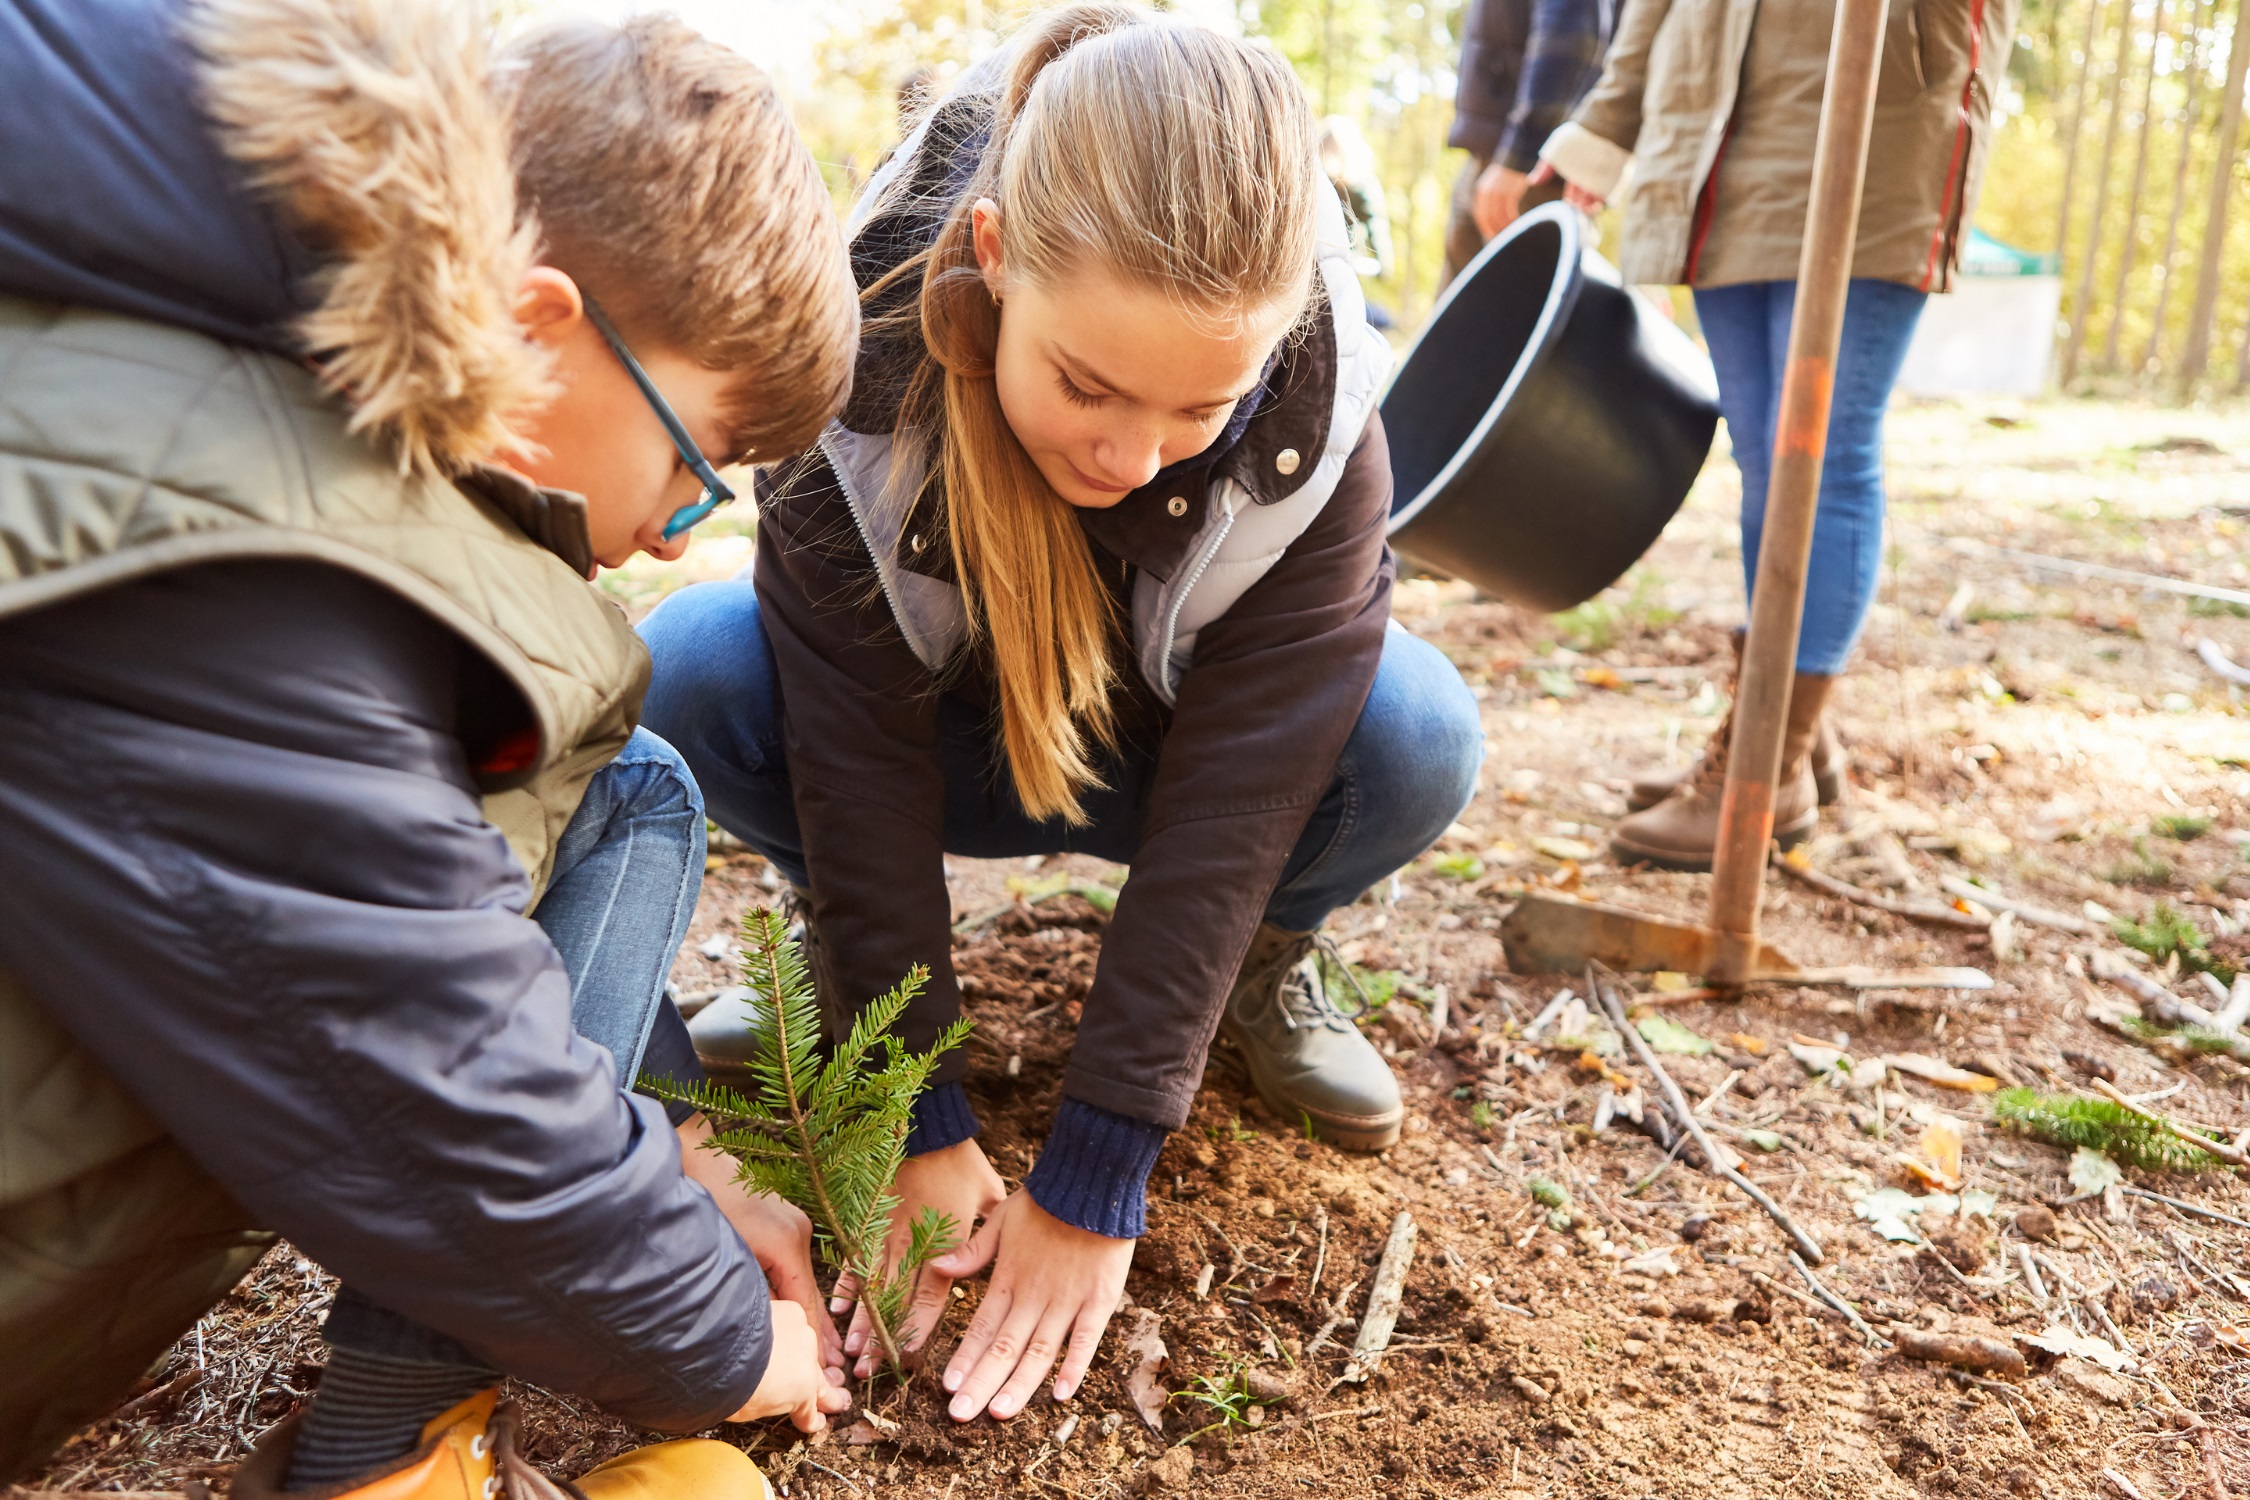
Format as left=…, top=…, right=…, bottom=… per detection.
left=1497, top=0, right=1609, bottom=172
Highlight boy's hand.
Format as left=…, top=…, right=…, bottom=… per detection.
left=931, top=1192, right=1134, bottom=1422
left=729, top=1301, right=852, bottom=1432
left=830, top=1138, right=1006, bottom=1377
left=678, top=1114, right=846, bottom=1380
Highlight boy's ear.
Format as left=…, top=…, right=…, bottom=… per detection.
left=513, top=266, right=586, bottom=348
left=971, top=198, right=1006, bottom=299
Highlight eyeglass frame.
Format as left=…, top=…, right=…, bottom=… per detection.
left=580, top=293, right=738, bottom=541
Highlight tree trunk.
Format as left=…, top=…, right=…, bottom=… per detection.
left=2103, top=0, right=2170, bottom=371
left=2175, top=0, right=2250, bottom=396
left=2055, top=0, right=2111, bottom=258
left=2142, top=0, right=2213, bottom=373
left=2063, top=0, right=2137, bottom=386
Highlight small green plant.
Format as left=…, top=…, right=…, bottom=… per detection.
left=1470, top=1100, right=1498, bottom=1133
left=1430, top=852, right=1485, bottom=881
left=1313, top=953, right=1407, bottom=1014
left=1175, top=1361, right=1285, bottom=1434
left=2103, top=838, right=2177, bottom=890
left=648, top=909, right=969, bottom=1378
left=2152, top=813, right=2214, bottom=841
left=1991, top=1087, right=2223, bottom=1172
left=1528, top=1175, right=1575, bottom=1229
left=2112, top=901, right=2236, bottom=983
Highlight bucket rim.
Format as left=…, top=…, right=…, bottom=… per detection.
left=1385, top=201, right=1584, bottom=538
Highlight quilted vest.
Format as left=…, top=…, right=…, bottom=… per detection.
left=0, top=295, right=650, bottom=897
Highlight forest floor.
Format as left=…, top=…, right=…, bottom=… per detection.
left=25, top=394, right=2250, bottom=1500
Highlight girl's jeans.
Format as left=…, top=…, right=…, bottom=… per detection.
left=1692, top=278, right=1927, bottom=676
left=636, top=582, right=1485, bottom=936
left=327, top=728, right=706, bottom=1364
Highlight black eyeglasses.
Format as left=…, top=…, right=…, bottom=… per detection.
left=581, top=294, right=737, bottom=541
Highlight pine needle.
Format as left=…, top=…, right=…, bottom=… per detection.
left=646, top=908, right=970, bottom=1377
left=2111, top=902, right=2237, bottom=984
left=1990, top=1087, right=2223, bottom=1172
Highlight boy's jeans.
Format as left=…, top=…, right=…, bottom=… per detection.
left=326, top=728, right=706, bottom=1365
left=636, top=582, right=1486, bottom=936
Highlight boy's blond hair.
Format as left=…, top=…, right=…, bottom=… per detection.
left=504, top=17, right=857, bottom=464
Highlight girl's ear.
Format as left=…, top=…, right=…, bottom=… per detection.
left=970, top=197, right=1006, bottom=299
left=513, top=265, right=586, bottom=348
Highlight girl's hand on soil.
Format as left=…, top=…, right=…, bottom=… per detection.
left=730, top=1300, right=853, bottom=1432
left=831, top=1137, right=1008, bottom=1377
left=930, top=1191, right=1135, bottom=1422
left=678, top=1113, right=847, bottom=1381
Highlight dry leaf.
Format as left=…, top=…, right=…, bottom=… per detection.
left=1580, top=666, right=1625, bottom=690
left=1122, top=1309, right=1170, bottom=1432
left=1535, top=835, right=1597, bottom=862
left=2214, top=1323, right=2250, bottom=1356
left=2068, top=1147, right=2122, bottom=1197
left=1730, top=1032, right=1770, bottom=1057
left=1917, top=1117, right=1965, bottom=1190
left=1884, top=1053, right=2000, bottom=1092
left=2021, top=1324, right=2136, bottom=1372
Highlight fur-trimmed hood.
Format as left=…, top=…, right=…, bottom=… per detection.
left=0, top=0, right=547, bottom=474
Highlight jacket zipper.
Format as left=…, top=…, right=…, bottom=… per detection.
left=1154, top=488, right=1242, bottom=699
left=1918, top=0, right=1987, bottom=292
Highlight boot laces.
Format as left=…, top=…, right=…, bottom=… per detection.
left=1241, top=932, right=1370, bottom=1034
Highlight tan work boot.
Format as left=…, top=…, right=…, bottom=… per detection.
left=233, top=1389, right=775, bottom=1500
left=1216, top=924, right=1404, bottom=1151
left=1609, top=674, right=1838, bottom=872
left=1625, top=631, right=1844, bottom=811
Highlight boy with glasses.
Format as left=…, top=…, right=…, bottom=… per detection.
left=0, top=2, right=857, bottom=1494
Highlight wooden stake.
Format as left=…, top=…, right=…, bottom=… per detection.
left=1707, top=0, right=1891, bottom=986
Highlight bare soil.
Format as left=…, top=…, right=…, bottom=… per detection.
left=27, top=395, right=2250, bottom=1500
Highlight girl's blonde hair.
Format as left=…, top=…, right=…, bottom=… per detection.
left=892, top=4, right=1321, bottom=824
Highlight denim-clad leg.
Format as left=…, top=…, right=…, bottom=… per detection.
left=299, top=731, right=707, bottom=1482
left=639, top=584, right=1483, bottom=926
left=1695, top=278, right=1926, bottom=675
left=535, top=727, right=708, bottom=1083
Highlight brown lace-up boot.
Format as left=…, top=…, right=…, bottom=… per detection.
left=1625, top=632, right=1844, bottom=811
left=1609, top=674, right=1837, bottom=872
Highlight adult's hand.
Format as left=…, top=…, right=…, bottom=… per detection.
left=932, top=1192, right=1135, bottom=1422
left=1531, top=161, right=1608, bottom=215
left=830, top=1138, right=1008, bottom=1379
left=1472, top=161, right=1530, bottom=239
left=729, top=1301, right=853, bottom=1432
left=677, top=1113, right=846, bottom=1381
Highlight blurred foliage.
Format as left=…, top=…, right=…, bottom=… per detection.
left=769, top=0, right=2245, bottom=383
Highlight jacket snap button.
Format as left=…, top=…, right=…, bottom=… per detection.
left=1275, top=448, right=1301, bottom=476
left=1166, top=496, right=1188, bottom=517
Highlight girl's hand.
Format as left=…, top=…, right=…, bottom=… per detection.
left=729, top=1300, right=854, bottom=1432
left=830, top=1138, right=1008, bottom=1378
left=1529, top=158, right=1608, bottom=215
left=931, top=1192, right=1135, bottom=1422
left=678, top=1114, right=847, bottom=1381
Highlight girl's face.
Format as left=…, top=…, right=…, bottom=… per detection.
left=973, top=200, right=1298, bottom=510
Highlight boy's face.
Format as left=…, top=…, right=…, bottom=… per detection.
left=507, top=268, right=739, bottom=571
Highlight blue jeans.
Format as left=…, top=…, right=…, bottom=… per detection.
left=328, top=728, right=704, bottom=1363
left=637, top=582, right=1484, bottom=934
left=1693, top=278, right=1927, bottom=676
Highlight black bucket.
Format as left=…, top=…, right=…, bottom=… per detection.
left=1383, top=202, right=1720, bottom=612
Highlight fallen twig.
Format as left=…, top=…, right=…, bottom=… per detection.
left=1936, top=876, right=2095, bottom=935
left=2103, top=1469, right=2153, bottom=1500
left=2124, top=1185, right=2250, bottom=1230
left=1332, top=1213, right=1416, bottom=1389
left=1790, top=1252, right=1890, bottom=1348
left=1929, top=533, right=2250, bottom=611
left=2092, top=1078, right=2249, bottom=1167
left=1780, top=856, right=1989, bottom=930
left=1593, top=970, right=1824, bottom=1264
left=1893, top=1327, right=2027, bottom=1377
left=2193, top=636, right=2250, bottom=688
left=1307, top=1209, right=1329, bottom=1308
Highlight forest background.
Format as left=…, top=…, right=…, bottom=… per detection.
left=530, top=0, right=2250, bottom=401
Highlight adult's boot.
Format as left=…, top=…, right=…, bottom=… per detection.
left=1216, top=924, right=1403, bottom=1151
left=232, top=1389, right=777, bottom=1500
left=1609, top=674, right=1837, bottom=872
left=1624, top=632, right=1844, bottom=811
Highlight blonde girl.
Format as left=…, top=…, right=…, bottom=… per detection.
left=644, top=4, right=1482, bottom=1421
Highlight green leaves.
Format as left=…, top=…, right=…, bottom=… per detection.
left=646, top=907, right=968, bottom=1378
left=1990, top=1086, right=2224, bottom=1172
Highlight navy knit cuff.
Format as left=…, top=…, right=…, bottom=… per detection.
left=1023, top=1097, right=1168, bottom=1240
left=905, top=1080, right=980, bottom=1157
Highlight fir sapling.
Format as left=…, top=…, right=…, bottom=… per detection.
left=649, top=908, right=970, bottom=1377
